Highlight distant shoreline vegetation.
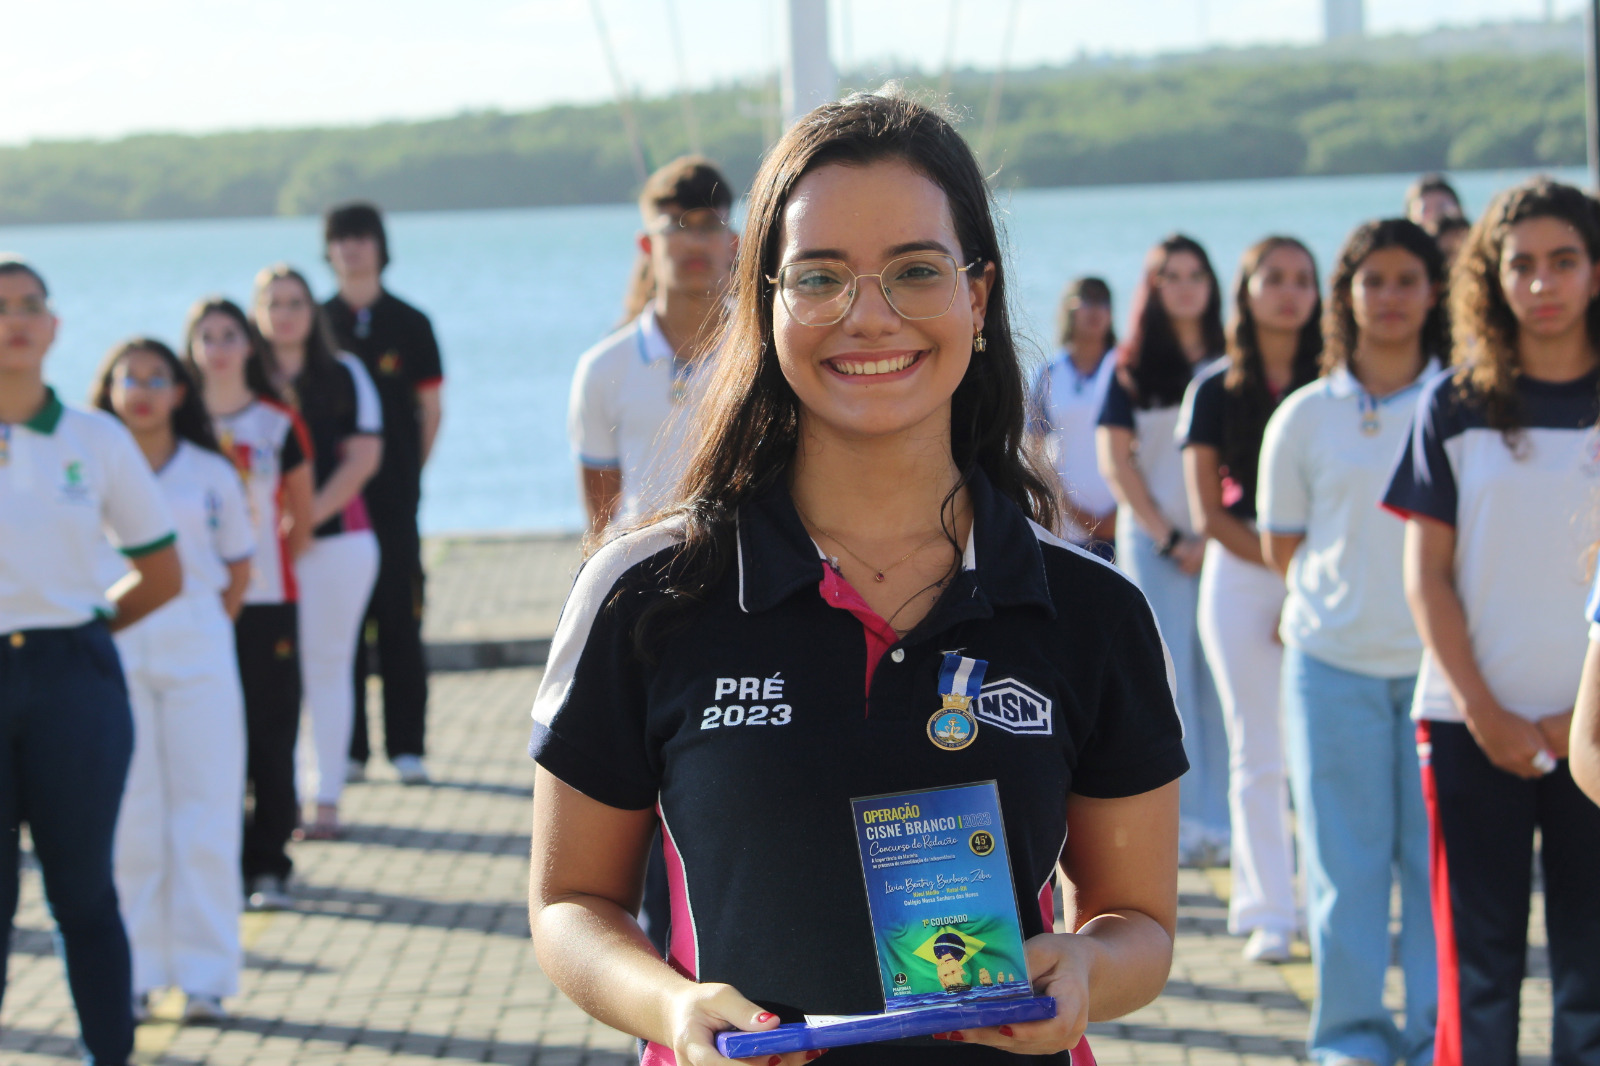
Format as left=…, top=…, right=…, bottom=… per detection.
left=0, top=53, right=1584, bottom=226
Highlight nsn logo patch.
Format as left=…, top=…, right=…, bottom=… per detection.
left=975, top=678, right=1053, bottom=735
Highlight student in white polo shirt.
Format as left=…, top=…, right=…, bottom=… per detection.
left=1029, top=276, right=1117, bottom=559
left=1259, top=219, right=1443, bottom=1066
left=0, top=258, right=181, bottom=1066
left=92, top=338, right=254, bottom=1025
left=569, top=156, right=738, bottom=537
left=1383, top=178, right=1600, bottom=1065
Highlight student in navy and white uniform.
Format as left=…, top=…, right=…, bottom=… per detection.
left=1029, top=276, right=1117, bottom=559
left=529, top=92, right=1188, bottom=1066
left=253, top=264, right=382, bottom=846
left=1383, top=178, right=1600, bottom=1066
left=1177, top=236, right=1321, bottom=964
left=569, top=156, right=738, bottom=537
left=1096, top=234, right=1229, bottom=868
left=0, top=259, right=182, bottom=1066
left=183, top=298, right=315, bottom=911
left=92, top=338, right=254, bottom=1024
left=1258, top=220, right=1444, bottom=1066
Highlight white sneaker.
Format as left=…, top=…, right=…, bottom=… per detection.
left=1242, top=928, right=1293, bottom=964
left=392, top=754, right=430, bottom=785
left=246, top=874, right=293, bottom=912
left=182, top=993, right=227, bottom=1023
left=346, top=759, right=367, bottom=784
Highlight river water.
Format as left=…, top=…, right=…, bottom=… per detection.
left=3, top=166, right=1581, bottom=534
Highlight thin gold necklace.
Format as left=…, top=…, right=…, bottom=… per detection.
left=796, top=507, right=951, bottom=584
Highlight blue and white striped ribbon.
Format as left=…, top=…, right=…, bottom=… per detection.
left=939, top=653, right=988, bottom=704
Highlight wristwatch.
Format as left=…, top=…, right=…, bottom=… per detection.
left=1157, top=529, right=1182, bottom=558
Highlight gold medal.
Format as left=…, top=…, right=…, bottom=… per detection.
left=928, top=705, right=978, bottom=750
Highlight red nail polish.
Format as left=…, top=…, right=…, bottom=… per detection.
left=999, top=1024, right=1014, bottom=1037
left=768, top=1056, right=781, bottom=1066
left=932, top=1032, right=947, bottom=1040
left=950, top=1030, right=966, bottom=1041
left=806, top=1052, right=822, bottom=1061
left=756, top=1012, right=776, bottom=1023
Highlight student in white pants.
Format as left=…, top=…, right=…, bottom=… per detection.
left=1096, top=234, right=1231, bottom=867
left=1179, top=236, right=1322, bottom=963
left=95, top=338, right=254, bottom=1022
left=253, top=264, right=383, bottom=839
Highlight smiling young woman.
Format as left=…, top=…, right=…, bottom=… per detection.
left=526, top=89, right=1187, bottom=1066
left=1383, top=177, right=1600, bottom=1065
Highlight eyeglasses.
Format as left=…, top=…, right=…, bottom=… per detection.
left=646, top=208, right=732, bottom=239
left=768, top=253, right=980, bottom=327
left=0, top=297, right=50, bottom=318
left=115, top=373, right=173, bottom=391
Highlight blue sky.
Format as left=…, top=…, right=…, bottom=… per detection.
left=2, top=0, right=1579, bottom=145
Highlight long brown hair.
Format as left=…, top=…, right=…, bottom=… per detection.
left=633, top=88, right=1057, bottom=645
left=1116, top=235, right=1226, bottom=408
left=1220, top=236, right=1322, bottom=484
left=182, top=296, right=282, bottom=404
left=1323, top=218, right=1446, bottom=375
left=250, top=263, right=352, bottom=425
left=1450, top=176, right=1600, bottom=445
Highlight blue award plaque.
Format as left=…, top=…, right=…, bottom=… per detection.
left=716, top=781, right=1056, bottom=1058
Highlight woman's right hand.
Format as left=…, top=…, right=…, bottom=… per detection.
left=1464, top=701, right=1553, bottom=779
left=666, top=982, right=826, bottom=1066
left=1171, top=536, right=1205, bottom=576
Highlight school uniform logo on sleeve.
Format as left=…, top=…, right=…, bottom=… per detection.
left=975, top=678, right=1053, bottom=736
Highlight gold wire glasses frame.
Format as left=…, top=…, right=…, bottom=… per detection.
left=766, top=253, right=980, bottom=327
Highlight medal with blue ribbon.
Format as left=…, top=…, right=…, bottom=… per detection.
left=928, top=653, right=987, bottom=751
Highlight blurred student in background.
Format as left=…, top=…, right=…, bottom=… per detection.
left=94, top=338, right=253, bottom=1024
left=565, top=156, right=738, bottom=958
left=1259, top=219, right=1443, bottom=1064
left=1384, top=177, right=1600, bottom=1065
left=569, top=156, right=738, bottom=539
left=253, top=265, right=383, bottom=842
left=0, top=258, right=181, bottom=1066
left=1179, top=236, right=1320, bottom=964
left=1434, top=215, right=1470, bottom=271
left=183, top=297, right=313, bottom=915
left=1405, top=173, right=1465, bottom=236
left=1096, top=234, right=1229, bottom=869
left=1029, top=276, right=1117, bottom=559
left=322, top=203, right=443, bottom=787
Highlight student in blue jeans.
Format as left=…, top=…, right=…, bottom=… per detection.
left=1258, top=218, right=1445, bottom=1066
left=0, top=258, right=181, bottom=1065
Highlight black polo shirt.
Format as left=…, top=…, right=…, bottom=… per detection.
left=529, top=471, right=1185, bottom=1065
left=323, top=290, right=443, bottom=524
left=1177, top=358, right=1269, bottom=521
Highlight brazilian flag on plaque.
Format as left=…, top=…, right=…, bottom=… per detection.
left=850, top=781, right=1033, bottom=1008
left=714, top=781, right=1057, bottom=1058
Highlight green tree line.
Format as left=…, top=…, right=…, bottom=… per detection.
left=0, top=53, right=1583, bottom=226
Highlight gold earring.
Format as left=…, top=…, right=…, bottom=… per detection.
left=973, top=330, right=987, bottom=353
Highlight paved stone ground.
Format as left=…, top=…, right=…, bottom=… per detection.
left=0, top=534, right=1555, bottom=1065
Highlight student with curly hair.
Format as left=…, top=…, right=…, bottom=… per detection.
left=1384, top=176, right=1600, bottom=1065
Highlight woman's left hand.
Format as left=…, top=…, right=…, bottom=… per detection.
left=935, top=932, right=1094, bottom=1055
